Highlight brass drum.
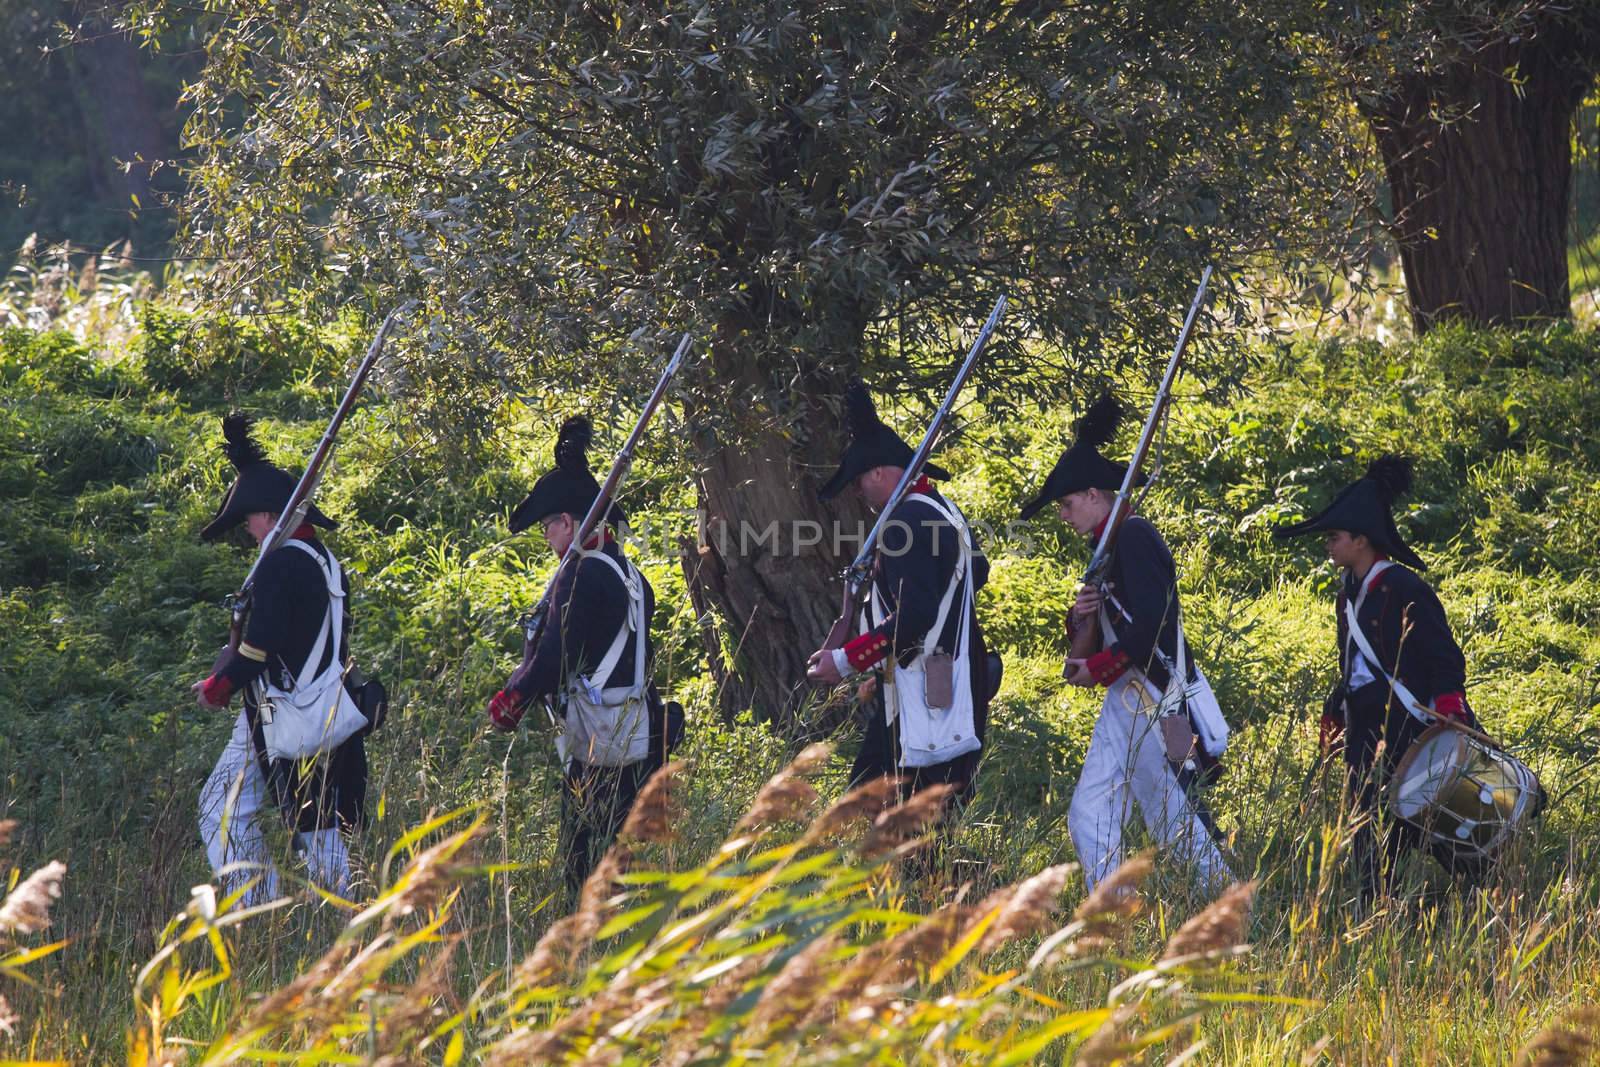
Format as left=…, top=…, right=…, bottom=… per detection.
left=1388, top=723, right=1545, bottom=862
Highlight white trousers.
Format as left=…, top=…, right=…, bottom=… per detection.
left=1069, top=674, right=1230, bottom=892
left=198, top=711, right=351, bottom=906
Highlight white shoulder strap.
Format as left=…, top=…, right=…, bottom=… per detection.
left=276, top=539, right=344, bottom=689
left=1341, top=571, right=1434, bottom=724
left=574, top=547, right=646, bottom=690
left=1350, top=559, right=1394, bottom=615
left=898, top=493, right=974, bottom=657
left=1098, top=587, right=1188, bottom=705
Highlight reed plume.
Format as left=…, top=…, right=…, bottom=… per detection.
left=1160, top=881, right=1258, bottom=964
left=805, top=774, right=901, bottom=843
left=862, top=784, right=955, bottom=857
left=621, top=762, right=683, bottom=843
left=977, top=863, right=1075, bottom=955
left=1515, top=1005, right=1600, bottom=1067
left=0, top=859, right=65, bottom=935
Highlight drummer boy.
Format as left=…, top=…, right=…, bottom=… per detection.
left=1274, top=455, right=1477, bottom=891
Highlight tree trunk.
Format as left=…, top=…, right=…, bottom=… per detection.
left=1366, top=35, right=1595, bottom=331
left=679, top=345, right=868, bottom=728
left=66, top=16, right=168, bottom=219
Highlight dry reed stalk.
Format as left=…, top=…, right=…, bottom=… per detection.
left=799, top=938, right=898, bottom=1029
left=788, top=741, right=835, bottom=777
left=620, top=762, right=684, bottom=844
left=976, top=863, right=1075, bottom=955
left=735, top=774, right=819, bottom=832
left=746, top=932, right=844, bottom=1037
left=0, top=859, right=65, bottom=935
left=874, top=902, right=977, bottom=985
left=735, top=743, right=835, bottom=833
left=804, top=775, right=901, bottom=843
left=375, top=941, right=458, bottom=1056
left=390, top=824, right=483, bottom=922
left=1159, top=881, right=1258, bottom=964
left=242, top=941, right=359, bottom=1031
left=661, top=955, right=767, bottom=1066
left=488, top=986, right=633, bottom=1065
left=1515, top=1005, right=1600, bottom=1067
left=861, top=784, right=955, bottom=858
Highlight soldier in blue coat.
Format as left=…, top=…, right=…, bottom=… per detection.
left=805, top=382, right=992, bottom=809
left=1275, top=454, right=1478, bottom=888
left=193, top=414, right=368, bottom=905
left=1020, top=396, right=1229, bottom=893
left=486, top=417, right=673, bottom=893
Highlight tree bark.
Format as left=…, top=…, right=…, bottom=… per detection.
left=1365, top=33, right=1596, bottom=331
left=678, top=344, right=869, bottom=727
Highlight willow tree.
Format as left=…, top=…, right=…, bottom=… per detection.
left=146, top=0, right=1365, bottom=718
left=1332, top=0, right=1600, bottom=330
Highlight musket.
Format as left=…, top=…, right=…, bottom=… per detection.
left=816, top=294, right=1007, bottom=655
left=221, top=302, right=415, bottom=657
left=509, top=333, right=694, bottom=703
left=1080, top=266, right=1212, bottom=588
left=1062, top=268, right=1211, bottom=679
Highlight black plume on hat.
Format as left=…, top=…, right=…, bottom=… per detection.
left=221, top=412, right=268, bottom=470
left=1076, top=393, right=1122, bottom=452
left=200, top=412, right=335, bottom=542
left=554, top=415, right=593, bottom=473
left=843, top=380, right=880, bottom=436
left=509, top=414, right=625, bottom=534
left=1273, top=452, right=1426, bottom=570
left=1365, top=454, right=1413, bottom=505
left=817, top=379, right=950, bottom=500
left=1018, top=392, right=1145, bottom=520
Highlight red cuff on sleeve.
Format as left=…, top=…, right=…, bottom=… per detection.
left=844, top=631, right=892, bottom=673
left=1085, top=648, right=1130, bottom=686
left=1433, top=692, right=1465, bottom=720
left=201, top=673, right=235, bottom=707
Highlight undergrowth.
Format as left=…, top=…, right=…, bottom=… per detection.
left=0, top=271, right=1598, bottom=1062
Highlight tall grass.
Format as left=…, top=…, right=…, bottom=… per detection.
left=125, top=751, right=1284, bottom=1066
left=1, top=276, right=1598, bottom=1061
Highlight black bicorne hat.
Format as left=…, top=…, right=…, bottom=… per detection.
left=200, top=413, right=336, bottom=542
left=1273, top=454, right=1427, bottom=571
left=817, top=381, right=950, bottom=501
left=508, top=415, right=626, bottom=534
left=1018, top=394, right=1146, bottom=520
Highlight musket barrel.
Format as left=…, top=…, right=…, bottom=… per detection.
left=227, top=302, right=414, bottom=635
left=1083, top=268, right=1212, bottom=582
left=847, top=294, right=1007, bottom=587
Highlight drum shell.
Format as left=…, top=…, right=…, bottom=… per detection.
left=1387, top=723, right=1544, bottom=862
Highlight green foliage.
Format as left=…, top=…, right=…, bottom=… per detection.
left=135, top=0, right=1372, bottom=439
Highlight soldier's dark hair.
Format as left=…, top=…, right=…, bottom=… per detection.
left=220, top=412, right=267, bottom=470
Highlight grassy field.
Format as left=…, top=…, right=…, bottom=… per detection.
left=2, top=276, right=1599, bottom=1063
